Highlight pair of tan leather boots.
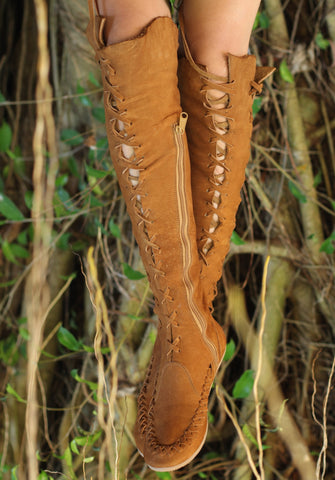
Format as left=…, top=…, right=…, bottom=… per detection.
left=87, top=0, right=274, bottom=472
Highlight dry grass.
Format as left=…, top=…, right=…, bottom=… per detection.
left=0, top=0, right=334, bottom=479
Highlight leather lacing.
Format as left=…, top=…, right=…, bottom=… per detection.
left=100, top=55, right=180, bottom=436
left=99, top=54, right=177, bottom=299
left=199, top=77, right=263, bottom=260
left=146, top=364, right=213, bottom=453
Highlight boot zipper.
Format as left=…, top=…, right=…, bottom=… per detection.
left=174, top=113, right=219, bottom=367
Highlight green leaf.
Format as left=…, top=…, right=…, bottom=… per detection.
left=223, top=339, right=236, bottom=361
left=0, top=122, right=12, bottom=152
left=0, top=193, right=24, bottom=221
left=313, top=170, right=322, bottom=188
left=37, top=472, right=50, bottom=480
left=252, top=97, right=262, bottom=117
left=319, top=237, right=334, bottom=255
left=202, top=452, right=220, bottom=461
left=109, top=218, right=121, bottom=238
left=19, top=327, right=30, bottom=341
left=208, top=411, right=215, bottom=424
left=89, top=137, right=110, bottom=162
left=68, top=156, right=80, bottom=179
left=53, top=192, right=68, bottom=218
left=55, top=174, right=69, bottom=188
left=10, top=244, right=30, bottom=259
left=71, top=369, right=98, bottom=391
left=0, top=334, right=19, bottom=365
left=156, top=473, right=172, bottom=480
left=242, top=423, right=258, bottom=447
left=83, top=456, right=95, bottom=463
left=0, top=92, right=5, bottom=103
left=63, top=446, right=73, bottom=469
left=88, top=72, right=101, bottom=87
left=17, top=229, right=28, bottom=245
left=0, top=278, right=17, bottom=288
left=231, top=230, right=245, bottom=245
left=122, top=263, right=146, bottom=280
left=77, top=83, right=93, bottom=107
left=56, top=232, right=71, bottom=250
left=86, top=164, right=109, bottom=179
left=253, top=11, right=269, bottom=30
left=86, top=194, right=105, bottom=208
left=11, top=466, right=19, bottom=480
left=70, top=439, right=80, bottom=455
left=149, top=329, right=157, bottom=345
left=24, top=191, right=34, bottom=210
left=92, top=107, right=105, bottom=123
left=253, top=12, right=260, bottom=30
left=2, top=240, right=19, bottom=264
left=259, top=11, right=270, bottom=29
left=198, top=473, right=207, bottom=479
left=279, top=59, right=294, bottom=84
left=57, top=326, right=82, bottom=351
left=232, top=369, right=254, bottom=399
left=242, top=424, right=270, bottom=450
left=315, top=32, right=330, bottom=50
left=60, top=128, right=84, bottom=146
left=6, top=384, right=26, bottom=403
left=53, top=189, right=78, bottom=218
left=131, top=473, right=142, bottom=480
left=288, top=180, right=307, bottom=203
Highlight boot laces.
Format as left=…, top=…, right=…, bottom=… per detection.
left=199, top=80, right=235, bottom=257
left=100, top=55, right=170, bottom=289
left=100, top=54, right=182, bottom=359
left=199, top=76, right=263, bottom=259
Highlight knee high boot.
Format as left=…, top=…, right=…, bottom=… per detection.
left=178, top=12, right=275, bottom=305
left=87, top=1, right=226, bottom=471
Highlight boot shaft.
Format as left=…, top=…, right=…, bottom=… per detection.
left=178, top=12, right=275, bottom=303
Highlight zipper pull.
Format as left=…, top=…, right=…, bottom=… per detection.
left=177, top=112, right=188, bottom=135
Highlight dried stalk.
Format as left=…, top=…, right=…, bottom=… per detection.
left=264, top=0, right=324, bottom=262
left=228, top=285, right=316, bottom=480
left=233, top=257, right=295, bottom=480
left=25, top=0, right=58, bottom=477
left=87, top=246, right=119, bottom=480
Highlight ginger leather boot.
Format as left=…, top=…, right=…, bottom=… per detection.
left=86, top=0, right=226, bottom=471
left=178, top=12, right=275, bottom=305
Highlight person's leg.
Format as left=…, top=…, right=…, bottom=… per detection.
left=182, top=0, right=261, bottom=77
left=87, top=1, right=226, bottom=471
left=178, top=1, right=274, bottom=305
left=96, top=0, right=171, bottom=45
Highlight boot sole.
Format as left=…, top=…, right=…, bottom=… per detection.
left=146, top=422, right=208, bottom=472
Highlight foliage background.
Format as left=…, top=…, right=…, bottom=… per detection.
left=0, top=0, right=335, bottom=479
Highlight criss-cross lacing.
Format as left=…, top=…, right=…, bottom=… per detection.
left=198, top=76, right=263, bottom=258
left=100, top=53, right=182, bottom=361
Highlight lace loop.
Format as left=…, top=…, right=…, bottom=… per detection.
left=250, top=80, right=263, bottom=95
left=167, top=336, right=181, bottom=356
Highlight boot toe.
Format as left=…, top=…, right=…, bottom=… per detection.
left=144, top=362, right=213, bottom=471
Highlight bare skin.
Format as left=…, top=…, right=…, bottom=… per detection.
left=96, top=0, right=261, bottom=76
left=95, top=0, right=171, bottom=185
left=182, top=0, right=261, bottom=78
left=94, top=0, right=261, bottom=213
left=181, top=0, right=261, bottom=236
left=96, top=0, right=171, bottom=45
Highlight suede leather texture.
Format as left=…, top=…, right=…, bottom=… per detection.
left=179, top=53, right=275, bottom=305
left=87, top=8, right=226, bottom=471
